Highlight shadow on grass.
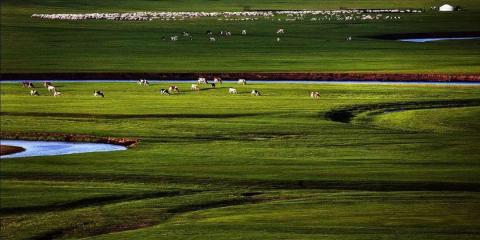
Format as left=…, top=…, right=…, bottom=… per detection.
left=324, top=99, right=480, bottom=123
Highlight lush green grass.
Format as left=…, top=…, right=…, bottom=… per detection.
left=1, top=82, right=480, bottom=239
left=1, top=0, right=480, bottom=73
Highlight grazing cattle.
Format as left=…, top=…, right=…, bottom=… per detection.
left=346, top=36, right=352, bottom=41
left=198, top=77, right=208, bottom=84
left=241, top=29, right=247, bottom=35
left=251, top=90, right=261, bottom=96
left=168, top=85, right=179, bottom=93
left=206, top=30, right=213, bottom=35
left=310, top=91, right=320, bottom=99
left=53, top=91, right=62, bottom=97
left=93, top=91, right=104, bottom=97
left=213, top=77, right=222, bottom=84
left=225, top=31, right=231, bottom=36
left=30, top=90, right=39, bottom=96
left=276, top=37, right=281, bottom=42
left=209, top=37, right=216, bottom=42
left=211, top=83, right=216, bottom=88
left=277, top=28, right=285, bottom=34
left=160, top=89, right=170, bottom=95
left=138, top=79, right=150, bottom=86
left=43, top=81, right=52, bottom=87
left=182, top=31, right=190, bottom=37
left=238, top=79, right=247, bottom=85
left=47, top=85, right=56, bottom=92
left=191, top=84, right=200, bottom=91
left=170, top=35, right=178, bottom=41
left=228, top=88, right=237, bottom=94
left=22, top=82, right=34, bottom=88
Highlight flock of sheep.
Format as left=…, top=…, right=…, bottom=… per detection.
left=31, top=9, right=420, bottom=22
left=21, top=78, right=321, bottom=99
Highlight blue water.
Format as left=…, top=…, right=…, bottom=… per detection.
left=1, top=140, right=126, bottom=159
left=1, top=80, right=479, bottom=86
left=399, top=37, right=480, bottom=43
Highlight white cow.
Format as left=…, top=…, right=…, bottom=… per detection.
left=238, top=79, right=247, bottom=85
left=191, top=84, right=200, bottom=91
left=47, top=85, right=56, bottom=92
left=276, top=37, right=281, bottom=42
left=197, top=77, right=208, bottom=84
left=213, top=77, right=222, bottom=84
left=168, top=85, right=179, bottom=93
left=53, top=91, right=62, bottom=97
left=30, top=90, right=39, bottom=96
left=228, top=88, right=237, bottom=94
left=241, top=29, right=247, bottom=35
left=310, top=91, right=320, bottom=99
left=138, top=79, right=149, bottom=86
left=209, top=37, right=216, bottom=42
left=251, top=90, right=261, bottom=96
left=277, top=28, right=285, bottom=34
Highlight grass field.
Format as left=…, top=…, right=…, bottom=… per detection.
left=1, top=82, right=480, bottom=239
left=1, top=0, right=480, bottom=73
left=1, top=0, right=480, bottom=239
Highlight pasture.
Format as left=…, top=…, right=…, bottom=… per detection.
left=1, top=0, right=480, bottom=239
left=1, top=82, right=480, bottom=239
left=1, top=0, right=480, bottom=73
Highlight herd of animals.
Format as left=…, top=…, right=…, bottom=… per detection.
left=21, top=79, right=321, bottom=99
left=164, top=28, right=286, bottom=43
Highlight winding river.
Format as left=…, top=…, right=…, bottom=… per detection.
left=0, top=140, right=126, bottom=159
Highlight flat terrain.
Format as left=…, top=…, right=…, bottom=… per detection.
left=1, top=0, right=480, bottom=73
left=1, top=82, right=480, bottom=239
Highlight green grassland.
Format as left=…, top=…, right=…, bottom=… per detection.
left=1, top=0, right=480, bottom=73
left=1, top=82, right=480, bottom=239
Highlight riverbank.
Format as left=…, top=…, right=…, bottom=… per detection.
left=1, top=73, right=480, bottom=82
left=0, top=145, right=25, bottom=156
left=1, top=132, right=138, bottom=148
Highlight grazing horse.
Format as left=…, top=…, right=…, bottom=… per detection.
left=47, top=85, right=56, bottom=92
left=310, top=91, right=320, bottom=99
left=197, top=77, right=208, bottom=84
left=238, top=79, right=247, bottom=85
left=251, top=90, right=261, bottom=96
left=160, top=89, right=170, bottom=95
left=228, top=88, right=237, bottom=94
left=93, top=91, right=104, bottom=97
left=191, top=84, right=200, bottom=91
left=277, top=28, right=285, bottom=34
left=43, top=81, right=52, bottom=87
left=53, top=91, right=62, bottom=97
left=168, top=85, right=179, bottom=93
left=30, top=90, right=39, bottom=96
left=213, top=77, right=222, bottom=84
